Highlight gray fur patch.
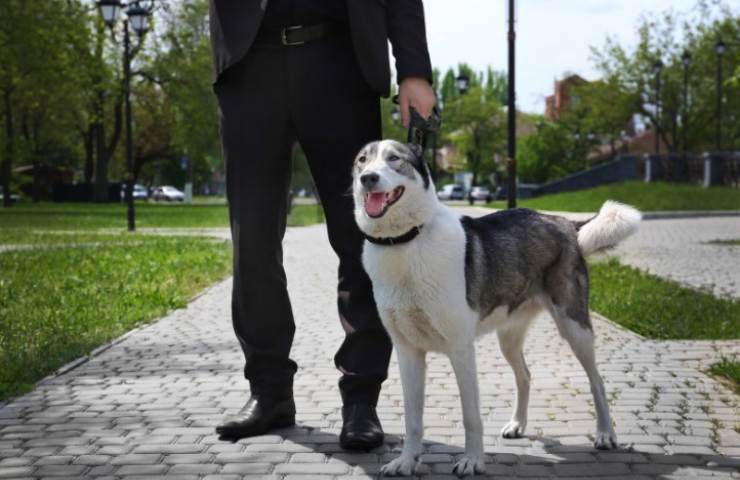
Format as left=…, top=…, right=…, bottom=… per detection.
left=461, top=209, right=592, bottom=330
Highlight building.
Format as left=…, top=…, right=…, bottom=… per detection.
left=544, top=74, right=588, bottom=120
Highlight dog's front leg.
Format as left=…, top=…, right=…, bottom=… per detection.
left=381, top=343, right=426, bottom=477
left=448, top=344, right=486, bottom=477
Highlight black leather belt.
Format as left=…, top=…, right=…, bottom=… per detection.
left=255, top=23, right=347, bottom=46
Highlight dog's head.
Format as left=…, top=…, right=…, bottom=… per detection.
left=352, top=140, right=437, bottom=238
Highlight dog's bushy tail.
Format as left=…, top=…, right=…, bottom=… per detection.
left=575, top=200, right=641, bottom=256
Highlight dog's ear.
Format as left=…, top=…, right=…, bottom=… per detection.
left=405, top=143, right=430, bottom=190
left=406, top=143, right=423, bottom=160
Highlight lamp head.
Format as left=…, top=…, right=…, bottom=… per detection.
left=98, top=0, right=122, bottom=27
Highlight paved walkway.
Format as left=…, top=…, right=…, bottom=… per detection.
left=2, top=220, right=739, bottom=479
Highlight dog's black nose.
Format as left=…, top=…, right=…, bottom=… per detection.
left=360, top=173, right=380, bottom=189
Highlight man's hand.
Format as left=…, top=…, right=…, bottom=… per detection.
left=398, top=77, right=436, bottom=128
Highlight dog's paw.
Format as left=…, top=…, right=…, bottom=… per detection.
left=452, top=455, right=486, bottom=477
left=380, top=455, right=418, bottom=476
left=594, top=430, right=618, bottom=450
left=500, top=419, right=526, bottom=439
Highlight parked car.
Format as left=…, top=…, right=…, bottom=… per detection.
left=152, top=185, right=185, bottom=202
left=469, top=186, right=493, bottom=203
left=437, top=184, right=465, bottom=201
left=120, top=184, right=149, bottom=201
left=0, top=186, right=20, bottom=204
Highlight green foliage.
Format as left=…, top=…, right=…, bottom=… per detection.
left=708, top=357, right=740, bottom=393
left=0, top=202, right=323, bottom=234
left=589, top=1, right=740, bottom=152
left=444, top=86, right=505, bottom=185
left=518, top=2, right=739, bottom=185
left=0, top=0, right=98, bottom=196
left=518, top=121, right=580, bottom=183
left=145, top=0, right=221, bottom=189
left=0, top=235, right=232, bottom=400
left=486, top=181, right=740, bottom=212
left=590, top=258, right=740, bottom=340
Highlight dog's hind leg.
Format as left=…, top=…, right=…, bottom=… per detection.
left=381, top=343, right=426, bottom=477
left=497, top=317, right=533, bottom=439
left=545, top=251, right=617, bottom=450
left=448, top=344, right=486, bottom=477
left=549, top=307, right=618, bottom=450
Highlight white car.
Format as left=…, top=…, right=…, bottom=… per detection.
left=469, top=186, right=493, bottom=203
left=120, top=184, right=149, bottom=201
left=437, top=184, right=465, bottom=201
left=152, top=185, right=185, bottom=202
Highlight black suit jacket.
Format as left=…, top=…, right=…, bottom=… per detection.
left=209, top=0, right=433, bottom=97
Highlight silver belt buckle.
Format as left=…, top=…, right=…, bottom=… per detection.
left=282, top=25, right=304, bottom=46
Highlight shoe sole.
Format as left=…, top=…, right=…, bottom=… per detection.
left=339, top=437, right=384, bottom=452
left=215, top=415, right=295, bottom=438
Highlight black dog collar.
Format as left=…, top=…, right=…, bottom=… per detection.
left=364, top=225, right=423, bottom=246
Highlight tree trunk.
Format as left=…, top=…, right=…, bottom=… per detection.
left=93, top=121, right=109, bottom=202
left=22, top=112, right=41, bottom=203
left=83, top=123, right=95, bottom=183
left=2, top=91, right=15, bottom=207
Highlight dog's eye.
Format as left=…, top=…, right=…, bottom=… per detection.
left=389, top=155, right=400, bottom=162
left=358, top=156, right=366, bottom=164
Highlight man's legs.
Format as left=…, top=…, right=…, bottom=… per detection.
left=215, top=45, right=298, bottom=401
left=289, top=38, right=392, bottom=407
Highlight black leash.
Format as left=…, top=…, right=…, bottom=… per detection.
left=392, top=95, right=442, bottom=180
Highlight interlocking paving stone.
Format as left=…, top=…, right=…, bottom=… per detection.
left=0, top=219, right=738, bottom=478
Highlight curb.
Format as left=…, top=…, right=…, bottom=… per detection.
left=641, top=210, right=740, bottom=220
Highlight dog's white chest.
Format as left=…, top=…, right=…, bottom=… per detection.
left=362, top=211, right=471, bottom=352
left=381, top=304, right=447, bottom=351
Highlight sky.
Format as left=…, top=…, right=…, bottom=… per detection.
left=423, top=0, right=706, bottom=114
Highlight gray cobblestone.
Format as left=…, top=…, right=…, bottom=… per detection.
left=0, top=222, right=736, bottom=479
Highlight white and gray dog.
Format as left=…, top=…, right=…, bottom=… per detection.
left=351, top=140, right=641, bottom=476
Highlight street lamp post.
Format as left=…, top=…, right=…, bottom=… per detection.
left=455, top=74, right=470, bottom=96
left=715, top=38, right=725, bottom=152
left=506, top=0, right=517, bottom=209
left=682, top=50, right=691, bottom=157
left=653, top=58, right=663, bottom=156
left=98, top=0, right=151, bottom=232
left=455, top=74, right=470, bottom=199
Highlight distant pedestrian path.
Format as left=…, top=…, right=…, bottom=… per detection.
left=0, top=223, right=738, bottom=479
left=613, top=216, right=740, bottom=299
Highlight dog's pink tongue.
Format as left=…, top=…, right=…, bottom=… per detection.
left=364, top=192, right=386, bottom=217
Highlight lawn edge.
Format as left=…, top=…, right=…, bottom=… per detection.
left=0, top=276, right=232, bottom=410
left=591, top=311, right=647, bottom=341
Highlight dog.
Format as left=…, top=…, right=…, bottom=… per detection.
left=351, top=140, right=641, bottom=477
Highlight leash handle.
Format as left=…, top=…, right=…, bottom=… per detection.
left=392, top=96, right=442, bottom=181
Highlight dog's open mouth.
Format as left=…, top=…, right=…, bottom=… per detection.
left=364, top=186, right=405, bottom=218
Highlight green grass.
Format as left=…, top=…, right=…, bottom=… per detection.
left=589, top=258, right=740, bottom=340
left=0, top=235, right=232, bottom=401
left=708, top=239, right=740, bottom=246
left=486, top=182, right=740, bottom=212
left=0, top=201, right=323, bottom=402
left=708, top=358, right=740, bottom=394
left=0, top=202, right=323, bottom=243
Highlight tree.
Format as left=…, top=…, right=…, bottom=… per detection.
left=518, top=121, right=582, bottom=183
left=445, top=86, right=505, bottom=187
left=0, top=0, right=92, bottom=205
left=147, top=0, right=222, bottom=190
left=589, top=1, right=739, bottom=153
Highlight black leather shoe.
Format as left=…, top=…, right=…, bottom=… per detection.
left=339, top=403, right=384, bottom=451
left=216, top=395, right=295, bottom=439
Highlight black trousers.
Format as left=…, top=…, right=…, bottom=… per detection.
left=214, top=34, right=392, bottom=405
